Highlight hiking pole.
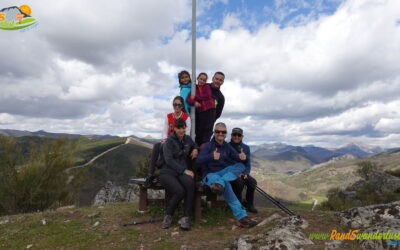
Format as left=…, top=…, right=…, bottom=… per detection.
left=253, top=184, right=296, bottom=216
left=123, top=219, right=163, bottom=227
left=241, top=175, right=296, bottom=216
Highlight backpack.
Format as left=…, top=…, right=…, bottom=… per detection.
left=155, top=143, right=165, bottom=169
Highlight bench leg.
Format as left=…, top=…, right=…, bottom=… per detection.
left=138, top=186, right=148, bottom=211
left=194, top=192, right=202, bottom=222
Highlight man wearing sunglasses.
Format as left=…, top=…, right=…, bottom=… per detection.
left=196, top=122, right=257, bottom=228
left=229, top=128, right=258, bottom=213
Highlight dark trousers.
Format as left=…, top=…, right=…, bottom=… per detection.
left=159, top=173, right=195, bottom=217
left=195, top=109, right=215, bottom=146
left=230, top=175, right=257, bottom=206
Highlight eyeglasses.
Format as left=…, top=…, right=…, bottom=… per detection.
left=214, top=130, right=227, bottom=135
left=232, top=133, right=242, bottom=137
left=173, top=103, right=183, bottom=107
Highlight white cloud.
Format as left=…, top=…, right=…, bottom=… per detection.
left=1, top=0, right=399, bottom=148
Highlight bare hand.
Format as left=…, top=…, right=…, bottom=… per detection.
left=194, top=101, right=201, bottom=108
left=239, top=148, right=247, bottom=161
left=185, top=170, right=194, bottom=179
left=239, top=174, right=248, bottom=179
left=213, top=148, right=220, bottom=160
left=190, top=149, right=198, bottom=159
left=191, top=95, right=195, bottom=100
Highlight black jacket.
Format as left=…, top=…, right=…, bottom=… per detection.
left=210, top=85, right=225, bottom=120
left=160, top=132, right=199, bottom=176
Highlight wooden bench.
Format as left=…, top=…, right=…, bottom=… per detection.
left=129, top=178, right=224, bottom=222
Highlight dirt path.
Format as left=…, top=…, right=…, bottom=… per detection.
left=68, top=137, right=152, bottom=172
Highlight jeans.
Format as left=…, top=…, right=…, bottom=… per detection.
left=202, top=163, right=247, bottom=220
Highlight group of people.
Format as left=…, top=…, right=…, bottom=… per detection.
left=145, top=71, right=258, bottom=230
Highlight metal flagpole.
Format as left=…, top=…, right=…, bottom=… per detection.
left=190, top=0, right=196, bottom=140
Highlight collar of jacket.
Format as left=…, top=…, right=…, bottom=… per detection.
left=180, top=83, right=191, bottom=89
left=229, top=140, right=242, bottom=153
left=211, top=136, right=226, bottom=148
left=171, top=131, right=185, bottom=142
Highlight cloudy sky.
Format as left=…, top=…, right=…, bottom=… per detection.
left=1, top=0, right=399, bottom=148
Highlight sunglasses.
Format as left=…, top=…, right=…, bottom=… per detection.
left=173, top=103, right=183, bottom=107
left=214, top=130, right=227, bottom=135
left=232, top=133, right=242, bottom=137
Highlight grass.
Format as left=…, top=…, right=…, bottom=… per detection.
left=0, top=201, right=364, bottom=249
left=72, top=137, right=126, bottom=165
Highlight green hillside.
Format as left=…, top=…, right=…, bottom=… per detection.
left=72, top=137, right=126, bottom=165
left=0, top=135, right=150, bottom=208
left=278, top=150, right=400, bottom=198
left=0, top=135, right=126, bottom=166
left=78, top=143, right=151, bottom=206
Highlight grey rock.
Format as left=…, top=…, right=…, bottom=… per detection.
left=358, top=220, right=400, bottom=250
left=325, top=240, right=343, bottom=250
left=348, top=171, right=400, bottom=194
left=236, top=216, right=313, bottom=250
left=336, top=201, right=400, bottom=249
left=257, top=213, right=282, bottom=227
left=279, top=215, right=309, bottom=230
left=180, top=245, right=189, bottom=250
left=366, top=171, right=400, bottom=194
left=337, top=201, right=400, bottom=228
left=92, top=181, right=165, bottom=205
left=0, top=218, right=9, bottom=225
left=237, top=237, right=252, bottom=250
left=261, top=227, right=313, bottom=250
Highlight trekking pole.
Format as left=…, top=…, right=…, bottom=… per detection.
left=123, top=219, right=163, bottom=227
left=242, top=176, right=296, bottom=216
left=253, top=185, right=296, bottom=216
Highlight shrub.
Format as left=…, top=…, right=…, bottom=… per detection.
left=135, top=153, right=159, bottom=178
left=0, top=137, right=85, bottom=215
left=135, top=153, right=151, bottom=178
left=385, top=168, right=400, bottom=178
left=356, top=161, right=378, bottom=180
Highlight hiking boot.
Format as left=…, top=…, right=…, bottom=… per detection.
left=178, top=216, right=190, bottom=230
left=237, top=216, right=257, bottom=228
left=243, top=201, right=258, bottom=214
left=246, top=205, right=258, bottom=214
left=210, top=183, right=224, bottom=195
left=161, top=215, right=172, bottom=229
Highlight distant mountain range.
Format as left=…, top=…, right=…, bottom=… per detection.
left=252, top=142, right=384, bottom=164
left=0, top=129, right=118, bottom=140
left=0, top=128, right=391, bottom=170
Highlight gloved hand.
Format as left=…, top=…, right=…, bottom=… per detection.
left=143, top=173, right=155, bottom=188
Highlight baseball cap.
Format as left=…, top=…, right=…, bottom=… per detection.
left=231, top=128, right=243, bottom=135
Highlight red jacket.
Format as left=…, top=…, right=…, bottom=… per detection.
left=186, top=84, right=215, bottom=113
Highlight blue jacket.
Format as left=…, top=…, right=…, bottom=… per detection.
left=196, top=137, right=241, bottom=178
left=180, top=83, right=191, bottom=115
left=229, top=141, right=251, bottom=175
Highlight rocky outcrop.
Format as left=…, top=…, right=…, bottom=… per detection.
left=234, top=215, right=313, bottom=250
left=337, top=201, right=400, bottom=228
left=92, top=181, right=164, bottom=205
left=334, top=170, right=400, bottom=205
left=346, top=170, right=400, bottom=195
left=337, top=201, right=400, bottom=250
